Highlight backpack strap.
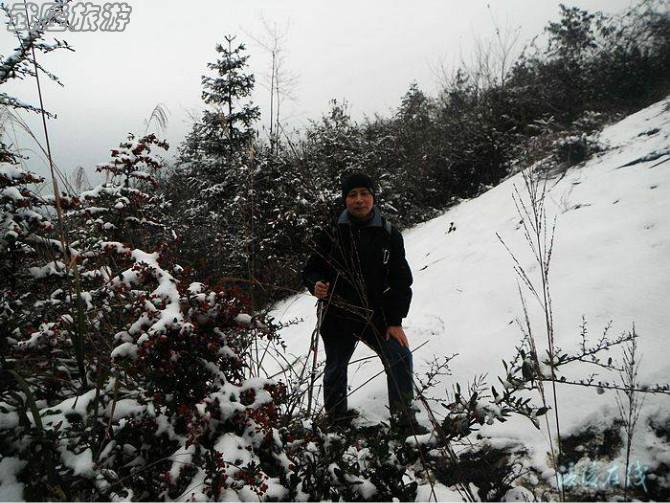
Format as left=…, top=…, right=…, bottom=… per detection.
left=381, top=217, right=393, bottom=293
left=382, top=216, right=392, bottom=236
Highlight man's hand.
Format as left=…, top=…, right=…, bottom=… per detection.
left=386, top=325, right=409, bottom=348
left=314, top=281, right=330, bottom=300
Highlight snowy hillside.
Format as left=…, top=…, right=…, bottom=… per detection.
left=271, top=97, right=670, bottom=496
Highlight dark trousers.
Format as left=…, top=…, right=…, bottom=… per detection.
left=320, top=318, right=414, bottom=422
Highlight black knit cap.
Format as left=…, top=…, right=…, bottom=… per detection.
left=341, top=173, right=375, bottom=200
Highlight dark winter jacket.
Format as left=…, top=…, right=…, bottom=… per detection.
left=302, top=206, right=413, bottom=329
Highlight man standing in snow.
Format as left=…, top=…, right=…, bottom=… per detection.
left=302, top=173, right=425, bottom=436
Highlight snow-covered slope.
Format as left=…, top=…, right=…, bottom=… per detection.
left=271, top=97, right=670, bottom=487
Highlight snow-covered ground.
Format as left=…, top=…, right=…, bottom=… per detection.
left=271, top=97, right=670, bottom=496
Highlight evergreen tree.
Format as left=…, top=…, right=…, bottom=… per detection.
left=166, top=36, right=262, bottom=285
left=183, top=36, right=261, bottom=161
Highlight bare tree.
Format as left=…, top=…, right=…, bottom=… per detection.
left=72, top=166, right=91, bottom=192
left=469, top=22, right=522, bottom=89
left=245, top=17, right=299, bottom=153
left=433, top=13, right=521, bottom=92
left=143, top=102, right=169, bottom=135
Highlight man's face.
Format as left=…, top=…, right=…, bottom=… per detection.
left=345, top=187, right=374, bottom=220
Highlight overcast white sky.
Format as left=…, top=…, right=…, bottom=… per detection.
left=1, top=0, right=635, bottom=185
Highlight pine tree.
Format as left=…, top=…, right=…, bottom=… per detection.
left=185, top=35, right=261, bottom=160
left=166, top=36, right=262, bottom=285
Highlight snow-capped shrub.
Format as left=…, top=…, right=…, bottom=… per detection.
left=277, top=423, right=419, bottom=501
left=73, top=132, right=170, bottom=252
left=0, top=130, right=297, bottom=500
left=552, top=133, right=601, bottom=166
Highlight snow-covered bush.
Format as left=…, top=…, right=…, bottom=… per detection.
left=552, top=132, right=601, bottom=166
left=0, top=130, right=298, bottom=500
left=279, top=424, right=419, bottom=501
left=0, top=0, right=74, bottom=364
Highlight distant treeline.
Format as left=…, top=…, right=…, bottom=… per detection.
left=162, top=1, right=670, bottom=307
